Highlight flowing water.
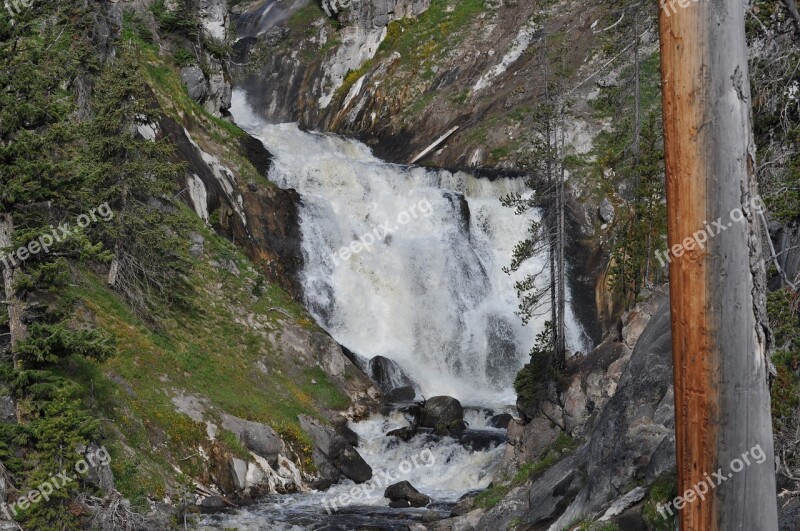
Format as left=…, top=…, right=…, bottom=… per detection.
left=200, top=90, right=589, bottom=529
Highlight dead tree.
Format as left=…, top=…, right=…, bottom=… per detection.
left=659, top=0, right=779, bottom=528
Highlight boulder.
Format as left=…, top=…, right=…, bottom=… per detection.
left=299, top=415, right=372, bottom=484
left=389, top=499, right=410, bottom=508
left=420, top=396, right=464, bottom=429
left=199, top=495, right=226, bottom=513
left=384, top=481, right=430, bottom=508
left=598, top=197, right=615, bottom=223
left=221, top=413, right=284, bottom=464
left=180, top=65, right=208, bottom=102
left=487, top=413, right=512, bottom=429
left=331, top=441, right=373, bottom=483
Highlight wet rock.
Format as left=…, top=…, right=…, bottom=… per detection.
left=487, top=413, right=512, bottom=429
left=454, top=429, right=506, bottom=451
left=331, top=441, right=373, bottom=483
left=420, top=396, right=463, bottom=429
left=300, top=415, right=372, bottom=483
left=389, top=499, right=411, bottom=508
left=387, top=426, right=418, bottom=441
left=385, top=481, right=431, bottom=508
left=199, top=495, right=226, bottom=513
left=337, top=423, right=360, bottom=447
left=450, top=495, right=475, bottom=517
left=386, top=385, right=416, bottom=403
left=368, top=356, right=415, bottom=394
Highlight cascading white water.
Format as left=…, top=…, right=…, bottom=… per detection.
left=230, top=90, right=586, bottom=403
left=199, top=90, right=593, bottom=529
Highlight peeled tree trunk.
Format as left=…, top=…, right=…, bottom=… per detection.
left=659, top=1, right=778, bottom=529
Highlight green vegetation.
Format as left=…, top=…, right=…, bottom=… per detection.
left=642, top=473, right=677, bottom=530
left=514, top=327, right=557, bottom=411
left=0, top=3, right=353, bottom=527
left=475, top=433, right=578, bottom=510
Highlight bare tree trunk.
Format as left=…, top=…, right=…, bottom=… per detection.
left=659, top=1, right=779, bottom=529
left=0, top=213, right=26, bottom=357
left=556, top=108, right=567, bottom=366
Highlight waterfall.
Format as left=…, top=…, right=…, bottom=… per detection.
left=230, top=90, right=587, bottom=404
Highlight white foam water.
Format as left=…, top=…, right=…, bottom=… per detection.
left=230, top=90, right=587, bottom=403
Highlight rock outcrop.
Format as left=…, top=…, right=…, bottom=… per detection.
left=477, top=296, right=674, bottom=529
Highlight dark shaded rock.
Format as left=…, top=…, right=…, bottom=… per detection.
left=386, top=385, right=416, bottom=403
left=389, top=499, right=411, bottom=508
left=337, top=423, right=360, bottom=447
left=368, top=356, right=415, bottom=394
left=199, top=495, right=226, bottom=513
left=454, top=429, right=506, bottom=451
left=331, top=442, right=373, bottom=483
left=387, top=426, right=418, bottom=441
left=385, top=481, right=430, bottom=508
left=487, top=413, right=512, bottom=429
left=420, top=396, right=463, bottom=429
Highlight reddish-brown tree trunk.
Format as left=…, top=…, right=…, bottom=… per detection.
left=659, top=0, right=778, bottom=528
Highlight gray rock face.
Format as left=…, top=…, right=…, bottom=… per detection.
left=384, top=480, right=430, bottom=507
left=220, top=413, right=284, bottom=463
left=598, top=197, right=615, bottom=223
left=0, top=396, right=15, bottom=423
left=479, top=296, right=675, bottom=529
left=180, top=66, right=208, bottom=102
left=329, top=0, right=431, bottom=29
left=77, top=442, right=114, bottom=494
left=420, top=396, right=464, bottom=428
